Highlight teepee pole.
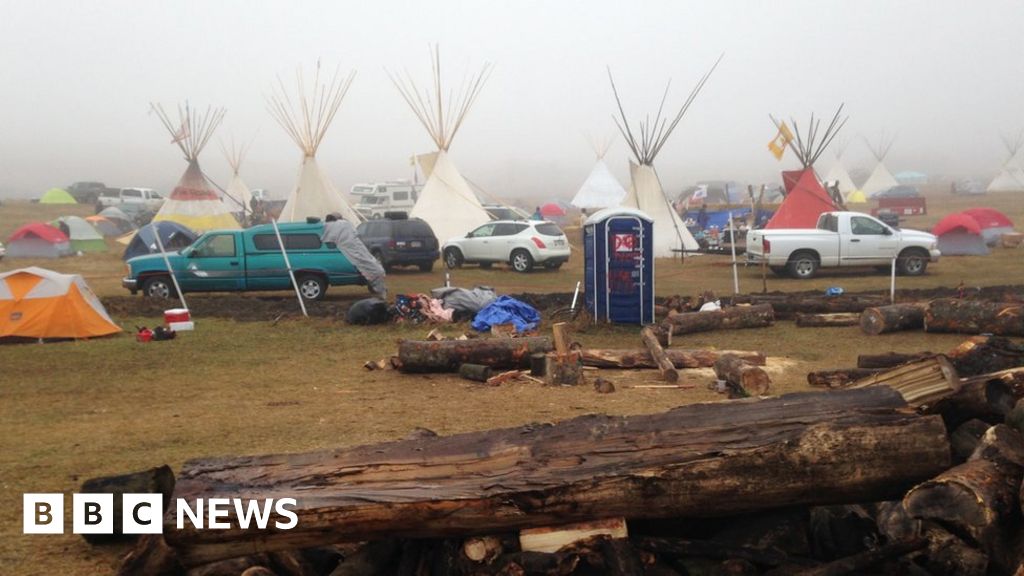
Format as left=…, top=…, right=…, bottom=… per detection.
left=152, top=227, right=188, bottom=311
left=272, top=218, right=308, bottom=317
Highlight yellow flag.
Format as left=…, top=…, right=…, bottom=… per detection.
left=768, top=122, right=794, bottom=161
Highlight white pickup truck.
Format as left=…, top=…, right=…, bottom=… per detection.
left=747, top=211, right=940, bottom=279
left=96, top=187, right=165, bottom=211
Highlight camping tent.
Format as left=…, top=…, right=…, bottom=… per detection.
left=846, top=190, right=868, bottom=204
left=39, top=188, right=77, bottom=204
left=540, top=203, right=566, bottom=218
left=987, top=132, right=1024, bottom=192
left=571, top=139, right=627, bottom=209
left=52, top=216, right=107, bottom=252
left=961, top=207, right=1014, bottom=245
left=150, top=103, right=240, bottom=232
left=933, top=213, right=989, bottom=256
left=0, top=267, right=120, bottom=340
left=862, top=132, right=900, bottom=196
left=608, top=59, right=721, bottom=257
left=86, top=215, right=133, bottom=237
left=392, top=47, right=493, bottom=243
left=98, top=206, right=135, bottom=228
left=269, top=63, right=363, bottom=224
left=122, top=221, right=198, bottom=261
left=765, top=107, right=846, bottom=229
left=6, top=223, right=72, bottom=258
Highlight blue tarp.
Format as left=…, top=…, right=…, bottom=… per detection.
left=471, top=296, right=541, bottom=333
left=123, top=221, right=198, bottom=261
left=684, top=208, right=753, bottom=231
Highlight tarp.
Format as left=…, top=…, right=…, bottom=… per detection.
left=471, top=295, right=540, bottom=333
left=6, top=223, right=72, bottom=258
left=123, top=221, right=198, bottom=261
left=0, top=267, right=120, bottom=339
left=571, top=160, right=627, bottom=209
left=683, top=208, right=752, bottom=231
left=765, top=169, right=840, bottom=229
left=431, top=286, right=497, bottom=314
left=321, top=219, right=386, bottom=297
left=39, top=188, right=76, bottom=204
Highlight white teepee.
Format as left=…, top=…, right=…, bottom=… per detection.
left=571, top=136, right=627, bottom=209
left=268, top=63, right=362, bottom=224
left=608, top=58, right=722, bottom=257
left=391, top=47, right=492, bottom=243
left=151, top=103, right=240, bottom=232
left=988, top=131, right=1024, bottom=192
left=861, top=132, right=900, bottom=196
left=823, top=139, right=860, bottom=200
left=220, top=137, right=253, bottom=212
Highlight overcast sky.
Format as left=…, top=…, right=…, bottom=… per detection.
left=1, top=0, right=1022, bottom=201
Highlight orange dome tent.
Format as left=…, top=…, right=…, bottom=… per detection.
left=0, top=267, right=120, bottom=340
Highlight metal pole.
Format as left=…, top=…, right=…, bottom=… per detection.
left=272, top=219, right=308, bottom=317
left=890, top=256, right=897, bottom=304
left=729, top=212, right=739, bottom=294
left=152, top=226, right=188, bottom=311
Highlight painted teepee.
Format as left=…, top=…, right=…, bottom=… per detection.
left=391, top=46, right=492, bottom=243
left=220, top=137, right=253, bottom=214
left=268, top=63, right=362, bottom=224
left=988, top=131, right=1024, bottom=192
left=151, top=103, right=239, bottom=232
left=861, top=132, right=900, bottom=197
left=571, top=135, right=627, bottom=209
left=608, top=58, right=722, bottom=257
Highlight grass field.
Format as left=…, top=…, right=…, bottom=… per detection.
left=1, top=191, right=1023, bottom=575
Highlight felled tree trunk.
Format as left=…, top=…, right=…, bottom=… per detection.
left=924, top=299, right=1024, bottom=337
left=398, top=337, right=553, bottom=372
left=732, top=294, right=886, bottom=320
left=946, top=336, right=1024, bottom=377
left=714, top=354, right=771, bottom=397
left=660, top=304, right=774, bottom=336
left=794, top=313, right=861, bottom=328
left=80, top=465, right=175, bottom=544
left=859, top=303, right=926, bottom=335
left=641, top=327, right=679, bottom=383
left=580, top=348, right=766, bottom=369
left=807, top=369, right=882, bottom=388
left=856, top=352, right=930, bottom=369
left=851, top=356, right=960, bottom=408
left=926, top=374, right=1016, bottom=428
left=159, top=388, right=949, bottom=568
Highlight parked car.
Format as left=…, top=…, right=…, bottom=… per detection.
left=97, top=187, right=165, bottom=211
left=356, top=215, right=439, bottom=272
left=746, top=211, right=939, bottom=279
left=123, top=221, right=366, bottom=301
left=67, top=181, right=118, bottom=204
left=871, top=184, right=919, bottom=199
left=482, top=204, right=530, bottom=221
left=0, top=241, right=5, bottom=261
left=442, top=220, right=570, bottom=273
left=951, top=178, right=987, bottom=196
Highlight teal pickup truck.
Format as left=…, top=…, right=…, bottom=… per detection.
left=122, top=222, right=366, bottom=300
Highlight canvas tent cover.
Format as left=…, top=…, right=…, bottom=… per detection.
left=621, top=162, right=698, bottom=256
left=571, top=160, right=627, bottom=209
left=765, top=169, right=841, bottom=229
left=1, top=267, right=120, bottom=339
left=412, top=150, right=491, bottom=243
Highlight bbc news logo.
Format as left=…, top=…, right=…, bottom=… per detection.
left=24, top=494, right=298, bottom=534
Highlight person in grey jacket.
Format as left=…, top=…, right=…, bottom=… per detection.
left=321, top=214, right=388, bottom=299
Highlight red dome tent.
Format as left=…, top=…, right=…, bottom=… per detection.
left=539, top=203, right=566, bottom=218
left=932, top=213, right=989, bottom=255
left=961, top=208, right=1014, bottom=245
left=6, top=223, right=72, bottom=259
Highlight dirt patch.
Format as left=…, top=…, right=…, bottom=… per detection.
left=101, top=294, right=356, bottom=321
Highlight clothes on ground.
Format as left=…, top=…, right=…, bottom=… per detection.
left=471, top=296, right=541, bottom=333
left=321, top=220, right=388, bottom=298
left=431, top=286, right=498, bottom=316
left=347, top=298, right=390, bottom=325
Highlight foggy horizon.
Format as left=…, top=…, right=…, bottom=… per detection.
left=2, top=0, right=1023, bottom=203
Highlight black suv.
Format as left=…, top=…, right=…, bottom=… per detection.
left=356, top=216, right=440, bottom=272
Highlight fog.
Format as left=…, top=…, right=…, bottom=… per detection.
left=1, top=0, right=1022, bottom=202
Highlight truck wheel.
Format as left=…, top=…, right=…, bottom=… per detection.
left=444, top=248, right=463, bottom=269
left=296, top=274, right=327, bottom=301
left=787, top=252, right=819, bottom=279
left=142, top=276, right=175, bottom=299
left=510, top=249, right=534, bottom=273
left=897, top=249, right=929, bottom=276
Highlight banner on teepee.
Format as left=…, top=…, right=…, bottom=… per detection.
left=768, top=122, right=794, bottom=160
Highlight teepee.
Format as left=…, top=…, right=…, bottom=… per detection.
left=269, top=63, right=362, bottom=224
left=151, top=103, right=240, bottom=232
left=220, top=137, right=253, bottom=215
left=571, top=135, right=627, bottom=209
left=608, top=58, right=721, bottom=257
left=765, top=107, right=846, bottom=229
left=391, top=47, right=493, bottom=243
left=824, top=139, right=861, bottom=201
left=987, top=131, right=1024, bottom=192
left=861, top=132, right=900, bottom=197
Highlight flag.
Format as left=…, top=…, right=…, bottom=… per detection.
left=768, top=122, right=794, bottom=161
left=170, top=118, right=190, bottom=144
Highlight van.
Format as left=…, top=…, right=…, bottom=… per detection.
left=353, top=182, right=421, bottom=219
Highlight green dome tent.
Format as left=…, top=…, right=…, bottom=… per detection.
left=50, top=216, right=108, bottom=252
left=39, top=188, right=77, bottom=204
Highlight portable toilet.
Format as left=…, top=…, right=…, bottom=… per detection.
left=583, top=207, right=654, bottom=324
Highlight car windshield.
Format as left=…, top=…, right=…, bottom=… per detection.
left=535, top=223, right=563, bottom=236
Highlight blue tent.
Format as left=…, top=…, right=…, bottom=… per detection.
left=122, top=221, right=198, bottom=261
left=684, top=208, right=752, bottom=231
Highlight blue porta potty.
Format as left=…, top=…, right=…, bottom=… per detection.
left=583, top=207, right=655, bottom=324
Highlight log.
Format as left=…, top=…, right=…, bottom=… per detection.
left=807, top=368, right=881, bottom=388
left=949, top=419, right=991, bottom=463
left=81, top=465, right=175, bottom=544
left=919, top=528, right=989, bottom=576
left=1007, top=398, right=1024, bottom=435
left=530, top=353, right=547, bottom=377
left=117, top=535, right=184, bottom=576
left=791, top=539, right=927, bottom=576
left=463, top=536, right=504, bottom=563
left=851, top=356, right=959, bottom=408
left=856, top=352, right=930, bottom=369
left=634, top=536, right=805, bottom=568
left=732, top=293, right=886, bottom=320
left=713, top=354, right=771, bottom=397
left=161, top=388, right=950, bottom=567
left=458, top=363, right=493, bottom=382
left=397, top=337, right=553, bottom=372
left=660, top=304, right=774, bottom=336
left=946, top=335, right=1024, bottom=377
left=598, top=538, right=644, bottom=575
left=924, top=299, right=1024, bottom=336
left=970, top=424, right=1024, bottom=469
left=795, top=312, right=861, bottom=328
left=859, top=303, right=926, bottom=335
left=641, top=327, right=679, bottom=383
left=520, top=518, right=627, bottom=553
left=580, top=348, right=766, bottom=369
left=545, top=352, right=583, bottom=386
left=926, top=374, right=1016, bottom=428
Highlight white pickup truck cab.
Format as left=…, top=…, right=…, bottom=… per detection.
left=97, top=187, right=165, bottom=211
left=747, top=211, right=940, bottom=279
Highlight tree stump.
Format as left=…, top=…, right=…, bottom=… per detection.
left=859, top=303, right=926, bottom=335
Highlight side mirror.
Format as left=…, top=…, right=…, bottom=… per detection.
left=466, top=232, right=473, bottom=238
left=187, top=249, right=198, bottom=258
left=883, top=228, right=893, bottom=236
